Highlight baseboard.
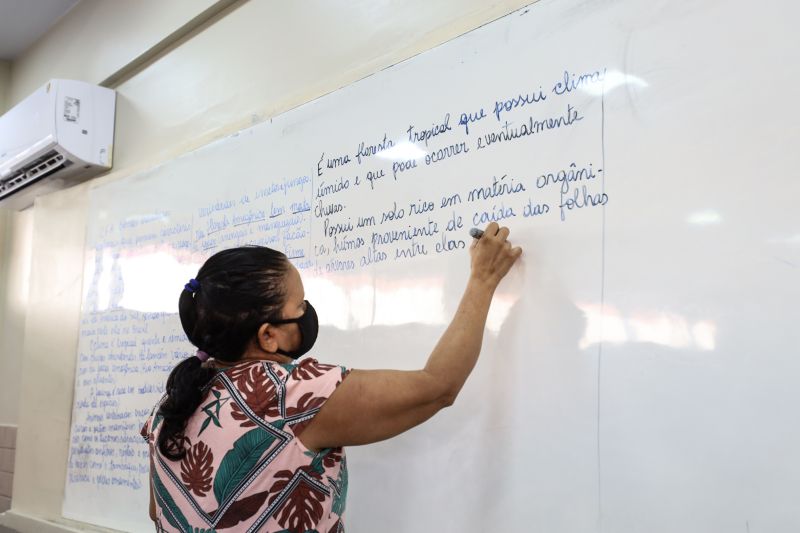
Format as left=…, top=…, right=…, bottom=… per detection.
left=0, top=510, right=124, bottom=533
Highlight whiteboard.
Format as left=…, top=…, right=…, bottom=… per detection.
left=63, top=0, right=800, bottom=531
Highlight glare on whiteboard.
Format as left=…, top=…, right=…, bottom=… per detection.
left=687, top=210, right=722, bottom=225
left=304, top=277, right=344, bottom=328
left=485, top=293, right=516, bottom=333
left=373, top=283, right=445, bottom=326
left=579, top=70, right=649, bottom=96
left=95, top=248, right=114, bottom=311
left=114, top=251, right=200, bottom=313
left=376, top=141, right=427, bottom=161
left=305, top=275, right=446, bottom=329
left=577, top=302, right=716, bottom=352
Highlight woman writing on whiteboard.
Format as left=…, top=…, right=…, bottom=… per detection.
left=141, top=221, right=521, bottom=532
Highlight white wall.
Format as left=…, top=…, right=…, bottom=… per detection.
left=0, top=208, right=33, bottom=427
left=0, top=0, right=534, bottom=530
left=0, top=60, right=10, bottom=113
left=6, top=0, right=223, bottom=106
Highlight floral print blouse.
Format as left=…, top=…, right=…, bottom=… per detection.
left=141, top=358, right=350, bottom=533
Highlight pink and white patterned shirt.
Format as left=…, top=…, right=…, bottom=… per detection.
left=141, top=358, right=350, bottom=533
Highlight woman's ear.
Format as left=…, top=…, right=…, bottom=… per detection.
left=256, top=323, right=279, bottom=353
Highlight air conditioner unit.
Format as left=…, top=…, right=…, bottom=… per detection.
left=0, top=79, right=116, bottom=210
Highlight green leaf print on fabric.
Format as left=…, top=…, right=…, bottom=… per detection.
left=213, top=423, right=285, bottom=505
left=305, top=449, right=326, bottom=476
left=152, top=410, right=164, bottom=433
left=331, top=459, right=348, bottom=517
left=198, top=389, right=230, bottom=437
left=281, top=362, right=297, bottom=374
left=304, top=448, right=339, bottom=477
left=152, top=469, right=192, bottom=532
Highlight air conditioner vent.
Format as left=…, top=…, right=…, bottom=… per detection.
left=0, top=150, right=74, bottom=201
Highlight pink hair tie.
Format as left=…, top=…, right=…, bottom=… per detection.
left=195, top=350, right=210, bottom=362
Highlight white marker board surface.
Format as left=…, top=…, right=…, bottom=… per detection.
left=63, top=0, right=800, bottom=531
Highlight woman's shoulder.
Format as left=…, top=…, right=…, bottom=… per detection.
left=282, top=359, right=351, bottom=393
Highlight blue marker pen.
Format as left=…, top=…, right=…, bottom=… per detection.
left=469, top=227, right=484, bottom=239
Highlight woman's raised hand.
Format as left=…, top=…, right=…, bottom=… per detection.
left=298, top=223, right=524, bottom=452
left=469, top=222, right=523, bottom=289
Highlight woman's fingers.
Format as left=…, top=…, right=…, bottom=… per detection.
left=495, top=226, right=510, bottom=242
left=484, top=221, right=500, bottom=237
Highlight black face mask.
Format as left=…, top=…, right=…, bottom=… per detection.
left=271, top=300, right=319, bottom=360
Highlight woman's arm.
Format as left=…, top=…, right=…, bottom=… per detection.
left=299, top=222, right=521, bottom=450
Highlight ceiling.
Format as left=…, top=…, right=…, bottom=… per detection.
left=0, top=0, right=80, bottom=61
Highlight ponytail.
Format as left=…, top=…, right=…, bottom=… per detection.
left=157, top=355, right=217, bottom=460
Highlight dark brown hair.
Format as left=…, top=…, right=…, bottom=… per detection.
left=157, top=246, right=289, bottom=460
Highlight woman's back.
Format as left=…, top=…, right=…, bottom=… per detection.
left=142, top=358, right=349, bottom=533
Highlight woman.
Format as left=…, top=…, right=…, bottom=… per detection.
left=141, top=221, right=522, bottom=532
